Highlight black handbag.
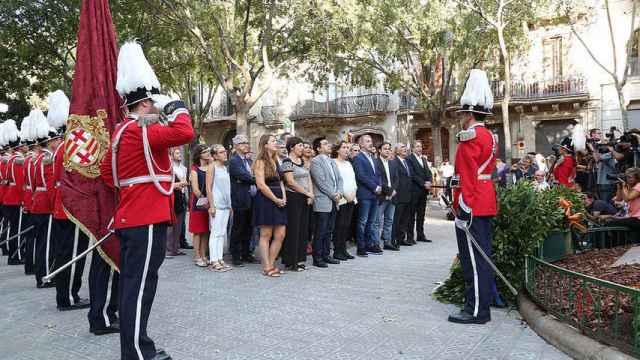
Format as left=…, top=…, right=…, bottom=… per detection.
left=173, top=175, right=187, bottom=214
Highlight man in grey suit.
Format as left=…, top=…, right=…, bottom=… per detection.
left=310, top=137, right=343, bottom=268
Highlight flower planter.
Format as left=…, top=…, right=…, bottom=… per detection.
left=537, top=230, right=572, bottom=262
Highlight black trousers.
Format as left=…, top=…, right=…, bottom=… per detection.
left=333, top=202, right=355, bottom=253
left=23, top=213, right=36, bottom=274
left=0, top=211, right=8, bottom=255
left=230, top=207, right=252, bottom=261
left=5, top=205, right=23, bottom=263
left=313, top=207, right=336, bottom=260
left=392, top=202, right=411, bottom=245
left=455, top=216, right=493, bottom=320
left=409, top=191, right=427, bottom=241
left=54, top=219, right=89, bottom=308
left=33, top=214, right=55, bottom=286
left=281, top=192, right=309, bottom=266
left=88, top=250, right=119, bottom=330
left=117, top=223, right=167, bottom=360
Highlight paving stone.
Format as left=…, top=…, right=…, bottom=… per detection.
left=0, top=203, right=568, bottom=359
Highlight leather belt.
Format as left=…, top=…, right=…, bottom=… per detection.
left=119, top=175, right=173, bottom=187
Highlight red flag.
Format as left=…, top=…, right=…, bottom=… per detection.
left=61, top=0, right=121, bottom=270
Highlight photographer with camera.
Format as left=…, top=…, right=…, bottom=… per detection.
left=606, top=167, right=640, bottom=235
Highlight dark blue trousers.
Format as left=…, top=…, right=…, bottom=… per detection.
left=88, top=247, right=119, bottom=330
left=313, top=207, right=336, bottom=260
left=54, top=219, right=89, bottom=308
left=117, top=223, right=167, bottom=360
left=23, top=213, right=36, bottom=274
left=33, top=214, right=54, bottom=286
left=0, top=213, right=8, bottom=255
left=455, top=216, right=493, bottom=320
left=5, top=205, right=23, bottom=264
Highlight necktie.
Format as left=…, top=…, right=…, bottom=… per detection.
left=403, top=159, right=410, bottom=176
left=244, top=157, right=257, bottom=196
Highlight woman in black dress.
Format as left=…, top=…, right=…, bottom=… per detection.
left=252, top=134, right=287, bottom=277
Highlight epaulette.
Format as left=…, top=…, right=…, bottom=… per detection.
left=456, top=128, right=477, bottom=143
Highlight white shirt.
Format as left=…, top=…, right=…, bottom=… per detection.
left=172, top=161, right=187, bottom=194
left=334, top=159, right=357, bottom=204
left=381, top=158, right=391, bottom=187
left=440, top=164, right=454, bottom=178
left=363, top=151, right=376, bottom=173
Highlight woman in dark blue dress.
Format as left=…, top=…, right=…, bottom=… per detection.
left=252, top=134, right=287, bottom=277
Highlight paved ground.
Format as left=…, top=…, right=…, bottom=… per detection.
left=0, top=204, right=570, bottom=360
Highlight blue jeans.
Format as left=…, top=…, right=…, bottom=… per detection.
left=356, top=199, right=379, bottom=251
left=376, top=200, right=395, bottom=245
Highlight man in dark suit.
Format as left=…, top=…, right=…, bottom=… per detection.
left=352, top=135, right=383, bottom=257
left=407, top=140, right=433, bottom=243
left=392, top=143, right=413, bottom=247
left=375, top=142, right=400, bottom=251
left=228, top=134, right=259, bottom=266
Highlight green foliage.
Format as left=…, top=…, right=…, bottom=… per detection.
left=433, top=182, right=586, bottom=305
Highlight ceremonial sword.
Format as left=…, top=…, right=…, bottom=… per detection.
left=43, top=230, right=115, bottom=283
left=0, top=225, right=35, bottom=247
left=440, top=195, right=518, bottom=296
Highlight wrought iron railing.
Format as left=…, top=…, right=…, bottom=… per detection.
left=525, top=255, right=640, bottom=356
left=260, top=105, right=279, bottom=122
left=492, top=76, right=588, bottom=99
left=291, top=94, right=390, bottom=118
left=209, top=95, right=234, bottom=118
left=399, top=93, right=418, bottom=110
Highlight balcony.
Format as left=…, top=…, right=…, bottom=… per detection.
left=290, top=94, right=390, bottom=120
left=491, top=76, right=588, bottom=102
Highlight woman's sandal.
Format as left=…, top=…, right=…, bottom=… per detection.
left=262, top=268, right=281, bottom=277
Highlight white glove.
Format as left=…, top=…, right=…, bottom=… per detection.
left=151, top=94, right=173, bottom=111
left=454, top=217, right=468, bottom=230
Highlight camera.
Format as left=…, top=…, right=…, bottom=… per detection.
left=605, top=173, right=625, bottom=183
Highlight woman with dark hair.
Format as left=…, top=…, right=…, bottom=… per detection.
left=302, top=141, right=315, bottom=255
left=189, top=144, right=212, bottom=267
left=252, top=135, right=287, bottom=277
left=281, top=137, right=314, bottom=271
left=332, top=141, right=356, bottom=260
left=607, top=167, right=640, bottom=235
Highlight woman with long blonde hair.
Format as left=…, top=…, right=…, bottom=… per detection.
left=252, top=135, right=287, bottom=277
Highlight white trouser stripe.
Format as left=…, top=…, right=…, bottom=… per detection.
left=134, top=225, right=154, bottom=360
left=32, top=222, right=37, bottom=266
left=68, top=225, right=80, bottom=305
left=102, top=266, right=114, bottom=327
left=45, top=215, right=52, bottom=275
left=465, top=229, right=480, bottom=317
left=17, top=209, right=23, bottom=260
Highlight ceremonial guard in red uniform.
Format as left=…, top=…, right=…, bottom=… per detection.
left=449, top=69, right=498, bottom=324
left=0, top=129, right=10, bottom=256
left=43, top=90, right=92, bottom=310
left=29, top=109, right=58, bottom=288
left=552, top=131, right=584, bottom=188
left=22, top=110, right=47, bottom=278
left=100, top=42, right=194, bottom=360
left=3, top=120, right=27, bottom=266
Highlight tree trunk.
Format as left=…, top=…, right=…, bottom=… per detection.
left=235, top=106, right=249, bottom=138
left=498, top=27, right=513, bottom=165
left=616, top=86, right=629, bottom=130
left=431, top=111, right=443, bottom=165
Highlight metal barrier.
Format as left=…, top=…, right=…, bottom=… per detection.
left=525, top=255, right=640, bottom=356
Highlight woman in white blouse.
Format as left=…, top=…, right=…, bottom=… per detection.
left=331, top=141, right=357, bottom=260
left=206, top=144, right=233, bottom=272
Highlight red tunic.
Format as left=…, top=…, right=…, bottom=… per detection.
left=22, top=153, right=35, bottom=212
left=31, top=150, right=55, bottom=214
left=4, top=154, right=25, bottom=206
left=553, top=155, right=575, bottom=188
left=100, top=112, right=194, bottom=229
left=0, top=156, right=7, bottom=204
left=52, top=143, right=67, bottom=220
left=453, top=124, right=498, bottom=217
